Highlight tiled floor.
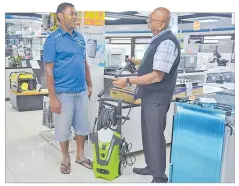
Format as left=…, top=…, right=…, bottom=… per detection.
left=5, top=101, right=171, bottom=183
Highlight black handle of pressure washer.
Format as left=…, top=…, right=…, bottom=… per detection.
left=123, top=116, right=130, bottom=120
left=98, top=88, right=109, bottom=98
left=116, top=115, right=130, bottom=120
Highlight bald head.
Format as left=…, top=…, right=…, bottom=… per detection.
left=151, top=7, right=171, bottom=28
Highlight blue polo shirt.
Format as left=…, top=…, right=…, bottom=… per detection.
left=43, top=27, right=87, bottom=93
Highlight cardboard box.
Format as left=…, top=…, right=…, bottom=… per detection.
left=110, top=85, right=203, bottom=104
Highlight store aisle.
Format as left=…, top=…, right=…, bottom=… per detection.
left=5, top=101, right=170, bottom=183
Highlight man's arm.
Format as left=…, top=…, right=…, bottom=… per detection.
left=82, top=35, right=92, bottom=89
left=45, top=63, right=57, bottom=99
left=43, top=36, right=61, bottom=114
left=82, top=34, right=93, bottom=98
left=129, top=70, right=164, bottom=85
left=113, top=70, right=164, bottom=88
left=45, top=64, right=61, bottom=114
left=85, top=60, right=93, bottom=99
left=85, top=60, right=92, bottom=88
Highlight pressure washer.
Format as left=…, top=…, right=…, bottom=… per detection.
left=90, top=58, right=137, bottom=181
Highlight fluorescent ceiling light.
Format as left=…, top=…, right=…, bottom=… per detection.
left=134, top=11, right=151, bottom=17
left=109, top=11, right=124, bottom=12
left=111, top=38, right=131, bottom=40
left=182, top=17, right=221, bottom=23
left=199, top=19, right=221, bottom=23
left=176, top=13, right=194, bottom=16
left=204, top=40, right=218, bottom=43
left=105, top=17, right=121, bottom=20
left=204, top=36, right=231, bottom=40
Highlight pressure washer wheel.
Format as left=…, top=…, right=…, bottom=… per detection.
left=118, top=161, right=123, bottom=175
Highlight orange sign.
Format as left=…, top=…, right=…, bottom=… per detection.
left=84, top=11, right=105, bottom=26
left=193, top=21, right=200, bottom=30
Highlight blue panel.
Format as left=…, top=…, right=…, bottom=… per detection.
left=170, top=103, right=226, bottom=183
left=168, top=163, right=173, bottom=182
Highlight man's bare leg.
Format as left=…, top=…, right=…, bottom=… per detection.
left=75, top=135, right=92, bottom=169
left=59, top=140, right=71, bottom=173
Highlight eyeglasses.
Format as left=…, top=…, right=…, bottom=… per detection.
left=146, top=17, right=165, bottom=24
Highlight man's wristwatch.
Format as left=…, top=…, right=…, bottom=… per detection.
left=126, top=78, right=132, bottom=87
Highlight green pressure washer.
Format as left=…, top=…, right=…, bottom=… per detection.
left=90, top=98, right=130, bottom=181
left=90, top=97, right=137, bottom=181
left=90, top=59, right=137, bottom=181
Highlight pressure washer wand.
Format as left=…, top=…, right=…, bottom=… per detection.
left=98, top=60, right=135, bottom=98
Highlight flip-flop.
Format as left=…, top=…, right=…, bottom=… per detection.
left=60, top=162, right=71, bottom=174
left=75, top=159, right=93, bottom=169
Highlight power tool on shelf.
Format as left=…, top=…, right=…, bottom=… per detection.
left=210, top=51, right=229, bottom=66
left=9, top=71, right=39, bottom=93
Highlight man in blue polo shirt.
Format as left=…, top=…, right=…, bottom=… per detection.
left=43, top=2, right=93, bottom=174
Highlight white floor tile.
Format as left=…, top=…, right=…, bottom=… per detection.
left=14, top=166, right=81, bottom=183
left=113, top=173, right=152, bottom=183
left=6, top=142, right=59, bottom=175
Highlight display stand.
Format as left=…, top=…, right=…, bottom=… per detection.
left=39, top=129, right=77, bottom=153
left=10, top=89, right=48, bottom=111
